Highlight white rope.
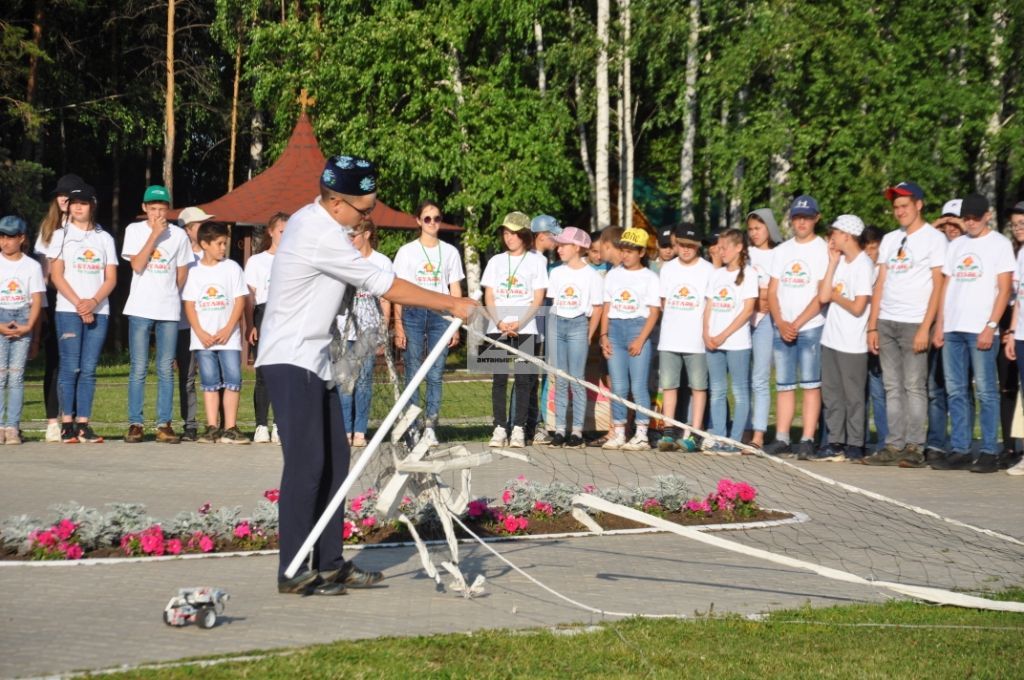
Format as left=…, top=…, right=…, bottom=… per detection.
left=467, top=326, right=1024, bottom=548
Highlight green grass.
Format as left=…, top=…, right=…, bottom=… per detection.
left=101, top=592, right=1024, bottom=678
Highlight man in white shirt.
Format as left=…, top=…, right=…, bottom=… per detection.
left=257, top=156, right=476, bottom=596
left=864, top=182, right=947, bottom=467
left=930, top=194, right=1013, bottom=473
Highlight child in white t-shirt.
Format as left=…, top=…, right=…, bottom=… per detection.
left=599, top=228, right=661, bottom=450
left=818, top=215, right=875, bottom=461
left=174, top=208, right=208, bottom=441
left=656, top=224, right=713, bottom=452
left=244, top=211, right=288, bottom=444
left=744, top=208, right=782, bottom=449
left=546, top=227, right=603, bottom=448
left=183, top=222, right=248, bottom=445
left=0, top=216, right=45, bottom=443
left=47, top=183, right=118, bottom=444
left=483, top=212, right=548, bottom=449
left=702, top=229, right=758, bottom=452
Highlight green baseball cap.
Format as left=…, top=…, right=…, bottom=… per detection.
left=500, top=211, right=530, bottom=232
left=143, top=185, right=171, bottom=204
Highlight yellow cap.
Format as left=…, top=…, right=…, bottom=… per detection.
left=617, top=228, right=650, bottom=249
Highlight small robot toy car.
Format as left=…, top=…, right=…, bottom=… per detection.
left=163, top=587, right=230, bottom=629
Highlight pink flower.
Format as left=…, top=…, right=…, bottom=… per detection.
left=717, top=478, right=739, bottom=501
left=120, top=534, right=137, bottom=554
left=343, top=520, right=356, bottom=540
left=533, top=501, right=553, bottom=517
left=583, top=484, right=597, bottom=494
left=234, top=522, right=252, bottom=539
left=199, top=535, right=214, bottom=552
left=350, top=497, right=364, bottom=513
left=516, top=475, right=527, bottom=481
left=467, top=499, right=489, bottom=518
left=198, top=503, right=211, bottom=515
left=735, top=482, right=757, bottom=503
left=54, top=519, right=77, bottom=541
left=685, top=499, right=711, bottom=513
left=501, top=489, right=514, bottom=505
left=64, top=544, right=84, bottom=560
left=166, top=539, right=183, bottom=555
left=140, top=528, right=165, bottom=555
left=517, top=516, right=529, bottom=531
left=502, top=514, right=521, bottom=533
left=263, top=489, right=280, bottom=503
left=642, top=498, right=662, bottom=511
left=361, top=516, right=376, bottom=528
left=401, top=496, right=413, bottom=506
left=32, top=530, right=57, bottom=548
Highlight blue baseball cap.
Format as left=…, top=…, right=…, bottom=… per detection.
left=530, top=214, right=563, bottom=236
left=789, top=195, right=820, bottom=217
left=884, top=181, right=924, bottom=202
left=0, top=215, right=27, bottom=236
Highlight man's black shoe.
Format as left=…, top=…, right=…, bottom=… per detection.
left=763, top=440, right=790, bottom=457
left=550, top=432, right=566, bottom=447
left=278, top=570, right=321, bottom=595
left=929, top=452, right=974, bottom=471
left=968, top=454, right=999, bottom=474
left=322, top=562, right=384, bottom=589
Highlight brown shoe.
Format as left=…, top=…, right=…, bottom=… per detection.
left=124, top=424, right=144, bottom=443
left=155, top=423, right=181, bottom=444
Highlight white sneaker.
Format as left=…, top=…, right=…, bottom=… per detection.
left=45, top=422, right=61, bottom=443
left=271, top=424, right=281, bottom=445
left=532, top=430, right=551, bottom=445
left=488, top=426, right=508, bottom=448
left=1007, top=458, right=1024, bottom=476
left=253, top=425, right=271, bottom=443
left=622, top=433, right=650, bottom=451
left=4, top=427, right=21, bottom=445
left=508, top=426, right=526, bottom=448
left=602, top=433, right=627, bottom=449
left=420, top=427, right=439, bottom=448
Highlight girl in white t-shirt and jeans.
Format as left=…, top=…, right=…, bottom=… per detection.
left=47, top=184, right=118, bottom=444
left=245, top=212, right=288, bottom=443
left=483, top=213, right=548, bottom=448
left=599, top=228, right=661, bottom=450
left=744, top=209, right=782, bottom=449
left=702, top=229, right=758, bottom=452
left=546, top=227, right=603, bottom=448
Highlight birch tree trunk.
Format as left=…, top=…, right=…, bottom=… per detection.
left=447, top=47, right=481, bottom=301
left=163, top=0, right=176, bottom=196
left=679, top=0, right=700, bottom=224
left=729, top=88, right=746, bottom=227
left=249, top=111, right=264, bottom=180
left=534, top=19, right=546, bottom=95
left=595, top=0, right=611, bottom=229
left=228, top=40, right=242, bottom=191
left=976, top=3, right=1007, bottom=204
left=575, top=75, right=598, bottom=231
left=620, top=0, right=633, bottom=229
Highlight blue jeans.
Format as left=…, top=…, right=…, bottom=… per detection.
left=749, top=316, right=774, bottom=432
left=773, top=324, right=823, bottom=390
left=196, top=349, right=242, bottom=392
left=707, top=348, right=751, bottom=440
left=943, top=332, right=998, bottom=455
left=340, top=340, right=375, bottom=435
left=402, top=307, right=450, bottom=427
left=607, top=317, right=652, bottom=425
left=0, top=308, right=31, bottom=427
left=552, top=315, right=589, bottom=433
left=127, top=316, right=178, bottom=425
left=55, top=312, right=109, bottom=419
left=867, top=354, right=888, bottom=444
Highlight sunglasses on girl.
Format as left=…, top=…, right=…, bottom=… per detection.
left=421, top=215, right=443, bottom=224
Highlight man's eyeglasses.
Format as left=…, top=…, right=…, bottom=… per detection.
left=340, top=197, right=374, bottom=219
left=421, top=215, right=443, bottom=224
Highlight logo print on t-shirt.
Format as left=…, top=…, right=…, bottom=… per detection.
left=613, top=288, right=639, bottom=314
left=833, top=281, right=847, bottom=299
left=711, top=286, right=736, bottom=312
left=414, top=262, right=441, bottom=289
left=953, top=254, right=983, bottom=282
left=887, top=246, right=913, bottom=274
left=499, top=275, right=528, bottom=299
left=666, top=285, right=700, bottom=311
left=0, top=278, right=27, bottom=309
left=72, top=246, right=103, bottom=275
left=147, top=247, right=172, bottom=274
left=781, top=260, right=811, bottom=287
left=197, top=284, right=229, bottom=312
left=556, top=285, right=581, bottom=312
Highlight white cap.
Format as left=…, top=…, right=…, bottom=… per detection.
left=178, top=206, right=215, bottom=225
left=831, top=214, right=865, bottom=237
left=940, top=198, right=962, bottom=217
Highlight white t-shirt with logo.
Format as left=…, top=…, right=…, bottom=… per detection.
left=603, top=265, right=661, bottom=320
left=121, top=221, right=193, bottom=321
left=547, top=263, right=603, bottom=319
left=0, top=255, right=45, bottom=311
left=878, top=223, right=947, bottom=324
left=748, top=246, right=774, bottom=327
left=821, top=252, right=875, bottom=354
left=481, top=251, right=549, bottom=334
left=942, top=231, right=1015, bottom=334
left=706, top=266, right=758, bottom=351
left=244, top=251, right=274, bottom=305
left=182, top=259, right=248, bottom=351
left=769, top=237, right=829, bottom=330
left=336, top=249, right=393, bottom=341
left=46, top=226, right=118, bottom=314
left=1014, top=249, right=1024, bottom=337
left=658, top=257, right=713, bottom=353
left=393, top=240, right=465, bottom=293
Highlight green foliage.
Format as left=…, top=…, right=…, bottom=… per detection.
left=0, top=146, right=51, bottom=225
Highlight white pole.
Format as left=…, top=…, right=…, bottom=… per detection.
left=284, top=316, right=464, bottom=578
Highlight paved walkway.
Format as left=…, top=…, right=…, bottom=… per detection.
left=1, top=441, right=1022, bottom=678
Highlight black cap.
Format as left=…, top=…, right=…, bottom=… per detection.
left=674, top=222, right=703, bottom=244
left=701, top=227, right=725, bottom=246
left=1010, top=201, right=1024, bottom=216
left=67, top=184, right=96, bottom=203
left=960, top=193, right=990, bottom=218
left=51, top=173, right=85, bottom=197
left=657, top=227, right=674, bottom=247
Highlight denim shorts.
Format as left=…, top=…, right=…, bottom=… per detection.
left=196, top=349, right=242, bottom=392
left=773, top=324, right=823, bottom=391
left=658, top=350, right=708, bottom=391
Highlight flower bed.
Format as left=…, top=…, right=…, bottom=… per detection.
left=0, top=477, right=788, bottom=561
